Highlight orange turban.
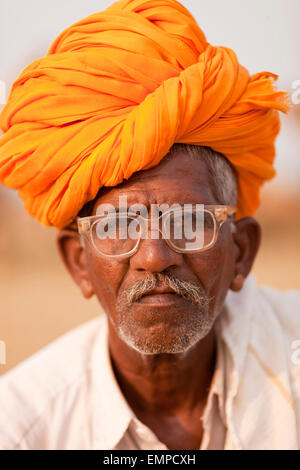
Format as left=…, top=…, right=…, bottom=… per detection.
left=0, top=0, right=289, bottom=229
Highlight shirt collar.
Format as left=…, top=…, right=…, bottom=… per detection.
left=218, top=273, right=256, bottom=387
left=215, top=273, right=257, bottom=449
left=90, top=273, right=256, bottom=450
left=201, top=327, right=226, bottom=428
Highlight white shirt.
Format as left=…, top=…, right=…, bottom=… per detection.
left=1, top=274, right=300, bottom=450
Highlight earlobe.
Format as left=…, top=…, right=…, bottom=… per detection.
left=230, top=273, right=245, bottom=292
left=80, top=278, right=94, bottom=299
left=229, top=217, right=261, bottom=292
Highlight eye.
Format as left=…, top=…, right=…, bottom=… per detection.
left=94, top=217, right=116, bottom=238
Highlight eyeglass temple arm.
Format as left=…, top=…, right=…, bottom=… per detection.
left=214, top=205, right=236, bottom=223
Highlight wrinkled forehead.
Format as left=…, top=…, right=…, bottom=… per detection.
left=92, top=148, right=216, bottom=214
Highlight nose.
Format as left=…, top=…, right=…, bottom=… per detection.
left=129, top=236, right=183, bottom=273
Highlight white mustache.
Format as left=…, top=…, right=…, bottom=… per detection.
left=121, top=272, right=212, bottom=308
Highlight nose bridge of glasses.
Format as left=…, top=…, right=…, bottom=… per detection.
left=132, top=212, right=164, bottom=240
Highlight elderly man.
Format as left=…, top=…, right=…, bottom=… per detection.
left=0, top=0, right=299, bottom=451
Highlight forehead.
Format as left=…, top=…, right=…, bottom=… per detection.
left=93, top=149, right=217, bottom=213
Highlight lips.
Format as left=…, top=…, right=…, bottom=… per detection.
left=137, top=285, right=182, bottom=305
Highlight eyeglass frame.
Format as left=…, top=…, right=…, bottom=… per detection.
left=75, top=204, right=237, bottom=260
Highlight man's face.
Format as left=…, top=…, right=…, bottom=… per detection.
left=80, top=150, right=238, bottom=355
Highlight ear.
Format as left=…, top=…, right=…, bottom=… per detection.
left=229, top=217, right=261, bottom=292
left=56, top=229, right=94, bottom=299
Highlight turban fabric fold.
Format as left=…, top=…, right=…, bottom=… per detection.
left=0, top=0, right=290, bottom=229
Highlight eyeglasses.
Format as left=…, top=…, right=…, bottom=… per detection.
left=76, top=205, right=236, bottom=259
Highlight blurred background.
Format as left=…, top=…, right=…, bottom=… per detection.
left=0, top=0, right=299, bottom=375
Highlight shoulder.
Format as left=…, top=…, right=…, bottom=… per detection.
left=223, top=277, right=300, bottom=449
left=250, top=279, right=300, bottom=404
left=223, top=274, right=300, bottom=388
left=0, top=314, right=107, bottom=450
left=255, top=282, right=300, bottom=377
left=256, top=282, right=300, bottom=339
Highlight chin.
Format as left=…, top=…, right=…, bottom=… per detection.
left=116, top=316, right=214, bottom=355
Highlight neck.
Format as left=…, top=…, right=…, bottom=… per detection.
left=107, top=320, right=217, bottom=416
